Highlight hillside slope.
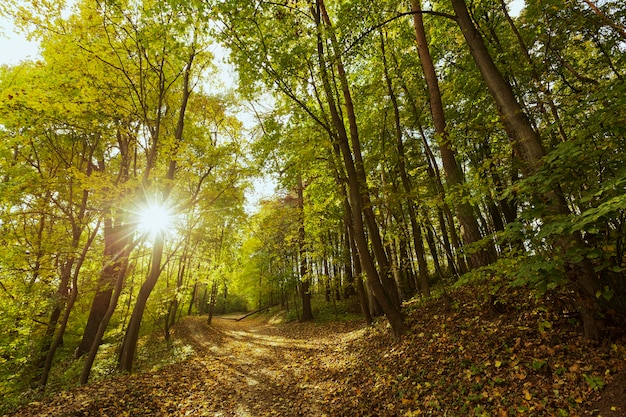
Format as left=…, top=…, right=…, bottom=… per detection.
left=5, top=285, right=626, bottom=416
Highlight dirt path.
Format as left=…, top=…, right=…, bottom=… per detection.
left=8, top=315, right=366, bottom=417
left=7, top=292, right=626, bottom=416
left=170, top=315, right=362, bottom=416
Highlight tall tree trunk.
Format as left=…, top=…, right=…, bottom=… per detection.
left=314, top=0, right=406, bottom=337
left=77, top=129, right=134, bottom=358
left=76, top=218, right=131, bottom=358
left=40, top=220, right=99, bottom=388
left=498, top=0, right=568, bottom=145
left=187, top=280, right=198, bottom=316
left=118, top=232, right=165, bottom=373
left=380, top=29, right=431, bottom=297
left=342, top=227, right=356, bottom=299
left=297, top=176, right=314, bottom=321
left=345, top=200, right=373, bottom=326
left=168, top=254, right=187, bottom=329
left=411, top=0, right=495, bottom=270
left=80, top=247, right=131, bottom=384
left=206, top=280, right=218, bottom=325
left=393, top=66, right=462, bottom=277
left=451, top=0, right=601, bottom=339
left=117, top=52, right=195, bottom=372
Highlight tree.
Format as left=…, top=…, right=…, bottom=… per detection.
left=411, top=0, right=495, bottom=270
left=449, top=0, right=602, bottom=338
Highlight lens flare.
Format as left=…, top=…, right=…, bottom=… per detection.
left=137, top=203, right=172, bottom=236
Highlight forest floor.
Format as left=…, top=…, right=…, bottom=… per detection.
left=5, top=283, right=626, bottom=416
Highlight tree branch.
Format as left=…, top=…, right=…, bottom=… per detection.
left=343, top=9, right=457, bottom=57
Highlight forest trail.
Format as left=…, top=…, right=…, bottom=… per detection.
left=8, top=315, right=366, bottom=417
left=7, top=288, right=626, bottom=416
left=167, top=314, right=362, bottom=416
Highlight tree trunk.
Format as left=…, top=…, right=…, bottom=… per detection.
left=187, top=280, right=198, bottom=316
left=297, top=176, right=314, bottom=322
left=80, top=247, right=131, bottom=384
left=451, top=0, right=601, bottom=339
left=381, top=29, right=430, bottom=297
left=207, top=280, right=218, bottom=325
left=411, top=0, right=495, bottom=270
left=118, top=232, right=165, bottom=373
left=76, top=219, right=130, bottom=358
left=117, top=50, right=195, bottom=371
left=342, top=227, right=356, bottom=299
left=314, top=0, right=406, bottom=337
left=40, top=221, right=99, bottom=387
left=401, top=73, right=467, bottom=276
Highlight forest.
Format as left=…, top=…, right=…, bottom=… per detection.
left=1, top=0, right=625, bottom=415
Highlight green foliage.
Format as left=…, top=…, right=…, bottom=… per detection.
left=283, top=292, right=363, bottom=324
left=582, top=373, right=605, bottom=391
left=1, top=0, right=626, bottom=409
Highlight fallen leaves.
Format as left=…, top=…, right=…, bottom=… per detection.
left=4, top=284, right=626, bottom=416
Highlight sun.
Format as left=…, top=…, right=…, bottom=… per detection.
left=137, top=203, right=173, bottom=236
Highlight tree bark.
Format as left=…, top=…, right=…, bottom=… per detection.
left=380, top=29, right=430, bottom=297
left=40, top=220, right=99, bottom=388
left=80, top=246, right=131, bottom=384
left=206, top=280, right=218, bottom=325
left=314, top=0, right=406, bottom=337
left=451, top=0, right=601, bottom=339
left=296, top=176, right=314, bottom=321
left=117, top=51, right=195, bottom=372
left=411, top=0, right=495, bottom=270
left=118, top=232, right=165, bottom=373
left=76, top=219, right=130, bottom=358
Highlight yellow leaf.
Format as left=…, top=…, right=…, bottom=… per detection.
left=495, top=360, right=502, bottom=368
left=524, top=390, right=532, bottom=401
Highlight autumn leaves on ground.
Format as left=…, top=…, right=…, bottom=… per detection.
left=6, top=285, right=626, bottom=417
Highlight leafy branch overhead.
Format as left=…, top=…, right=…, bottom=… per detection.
left=1, top=0, right=625, bottom=415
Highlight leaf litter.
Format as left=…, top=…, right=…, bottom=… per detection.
left=5, top=284, right=626, bottom=416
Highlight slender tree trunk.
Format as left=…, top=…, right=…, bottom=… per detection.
left=424, top=221, right=444, bottom=280
left=188, top=280, right=198, bottom=316
left=398, top=70, right=466, bottom=276
left=451, top=0, right=601, bottom=338
left=207, top=280, right=218, bottom=325
left=168, top=255, right=186, bottom=329
left=381, top=29, right=430, bottom=297
left=421, top=125, right=466, bottom=276
left=342, top=228, right=356, bottom=298
left=339, top=176, right=372, bottom=325
left=118, top=232, right=164, bottom=373
left=345, top=202, right=373, bottom=326
left=297, top=176, right=314, bottom=321
left=314, top=0, right=406, bottom=337
left=80, top=248, right=131, bottom=384
left=498, top=0, right=568, bottom=145
left=76, top=219, right=130, bottom=358
left=411, top=0, right=495, bottom=270
left=117, top=51, right=195, bottom=371
left=40, top=221, right=99, bottom=388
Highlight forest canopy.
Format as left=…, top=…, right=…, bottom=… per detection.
left=0, top=0, right=625, bottom=411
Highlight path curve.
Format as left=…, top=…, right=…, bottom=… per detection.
left=8, top=315, right=365, bottom=417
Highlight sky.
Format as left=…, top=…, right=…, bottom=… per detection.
left=1, top=1, right=526, bottom=66
left=0, top=17, right=39, bottom=65
left=0, top=0, right=524, bottom=210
